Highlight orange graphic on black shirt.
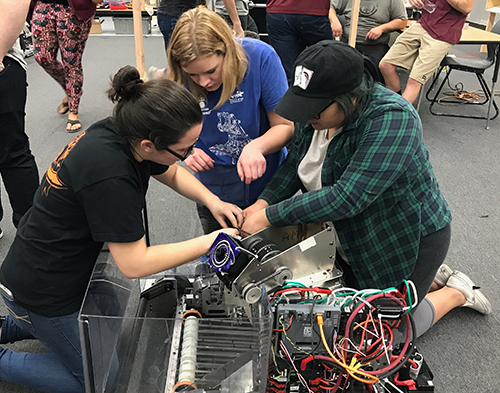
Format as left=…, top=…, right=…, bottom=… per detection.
left=43, top=131, right=86, bottom=196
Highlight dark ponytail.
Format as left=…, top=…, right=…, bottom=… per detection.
left=107, top=65, right=203, bottom=149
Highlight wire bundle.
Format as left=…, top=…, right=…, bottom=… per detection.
left=439, top=78, right=486, bottom=106
left=267, top=281, right=418, bottom=392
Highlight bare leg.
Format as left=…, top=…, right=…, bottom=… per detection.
left=156, top=68, right=166, bottom=79
left=379, top=61, right=401, bottom=92
left=428, top=282, right=440, bottom=292
left=67, top=113, right=81, bottom=132
left=402, top=77, right=422, bottom=104
left=147, top=67, right=166, bottom=80
left=58, top=95, right=69, bottom=114
left=425, top=287, right=466, bottom=324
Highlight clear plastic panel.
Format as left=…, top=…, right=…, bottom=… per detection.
left=79, top=255, right=271, bottom=393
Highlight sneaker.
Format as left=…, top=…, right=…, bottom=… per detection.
left=433, top=264, right=453, bottom=287
left=446, top=271, right=492, bottom=314
left=146, top=66, right=165, bottom=81
left=0, top=229, right=3, bottom=239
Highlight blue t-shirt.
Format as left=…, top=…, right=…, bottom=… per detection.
left=194, top=38, right=288, bottom=206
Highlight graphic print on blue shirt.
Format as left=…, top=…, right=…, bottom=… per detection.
left=210, top=112, right=252, bottom=165
left=194, top=38, right=289, bottom=206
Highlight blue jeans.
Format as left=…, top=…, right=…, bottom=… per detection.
left=0, top=296, right=84, bottom=393
left=355, top=42, right=390, bottom=67
left=266, top=13, right=333, bottom=83
left=157, top=12, right=179, bottom=51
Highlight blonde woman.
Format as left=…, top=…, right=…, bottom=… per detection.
left=168, top=7, right=293, bottom=233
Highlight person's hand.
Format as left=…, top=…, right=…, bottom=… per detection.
left=241, top=207, right=271, bottom=236
left=365, top=26, right=384, bottom=41
left=204, top=227, right=240, bottom=251
left=233, top=23, right=245, bottom=38
left=184, top=148, right=214, bottom=173
left=206, top=198, right=244, bottom=229
left=207, top=227, right=240, bottom=243
left=237, top=141, right=267, bottom=184
left=409, top=0, right=425, bottom=8
left=331, top=19, right=343, bottom=38
left=243, top=199, right=269, bottom=221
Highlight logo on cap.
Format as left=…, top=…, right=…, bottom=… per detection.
left=293, top=65, right=314, bottom=91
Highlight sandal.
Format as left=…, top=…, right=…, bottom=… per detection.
left=66, top=119, right=82, bottom=133
left=58, top=101, right=69, bottom=115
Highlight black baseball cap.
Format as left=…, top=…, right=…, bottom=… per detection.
left=275, top=40, right=364, bottom=123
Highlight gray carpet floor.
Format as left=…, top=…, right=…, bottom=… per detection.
left=0, top=33, right=499, bottom=392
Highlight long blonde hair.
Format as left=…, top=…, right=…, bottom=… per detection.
left=167, top=6, right=248, bottom=109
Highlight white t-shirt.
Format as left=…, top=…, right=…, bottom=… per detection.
left=298, top=128, right=348, bottom=261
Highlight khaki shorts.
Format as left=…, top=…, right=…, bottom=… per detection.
left=381, top=23, right=453, bottom=85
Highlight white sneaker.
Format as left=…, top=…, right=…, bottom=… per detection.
left=146, top=66, right=165, bottom=81
left=446, top=271, right=492, bottom=315
left=433, top=264, right=453, bottom=287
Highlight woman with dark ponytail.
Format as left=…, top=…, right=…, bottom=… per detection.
left=0, top=65, right=242, bottom=393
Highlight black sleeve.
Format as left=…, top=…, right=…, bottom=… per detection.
left=78, top=176, right=146, bottom=243
left=149, top=161, right=169, bottom=176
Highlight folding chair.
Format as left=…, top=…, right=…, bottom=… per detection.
left=426, top=20, right=500, bottom=121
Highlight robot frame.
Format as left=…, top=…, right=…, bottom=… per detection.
left=142, top=223, right=435, bottom=393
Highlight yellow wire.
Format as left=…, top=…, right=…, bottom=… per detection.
left=316, top=314, right=379, bottom=384
left=270, top=345, right=284, bottom=379
left=279, top=316, right=310, bottom=356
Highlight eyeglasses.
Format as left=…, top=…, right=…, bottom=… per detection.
left=313, top=99, right=336, bottom=120
left=164, top=141, right=197, bottom=161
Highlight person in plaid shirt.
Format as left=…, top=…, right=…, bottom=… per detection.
left=242, top=40, right=491, bottom=337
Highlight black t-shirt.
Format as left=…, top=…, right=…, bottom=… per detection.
left=0, top=118, right=169, bottom=317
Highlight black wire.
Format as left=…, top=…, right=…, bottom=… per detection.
left=375, top=312, right=416, bottom=380
left=344, top=293, right=416, bottom=382
left=361, top=324, right=392, bottom=363
left=310, top=295, right=319, bottom=372
left=235, top=226, right=252, bottom=236
left=348, top=296, right=402, bottom=359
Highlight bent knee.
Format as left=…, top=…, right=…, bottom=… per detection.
left=379, top=61, right=395, bottom=73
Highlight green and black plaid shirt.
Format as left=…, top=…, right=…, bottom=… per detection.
left=260, top=84, right=451, bottom=289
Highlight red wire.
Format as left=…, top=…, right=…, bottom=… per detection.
left=343, top=292, right=412, bottom=376
left=270, top=287, right=332, bottom=303
left=273, top=314, right=294, bottom=332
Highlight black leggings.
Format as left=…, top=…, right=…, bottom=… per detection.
left=337, top=224, right=451, bottom=299
left=337, top=223, right=451, bottom=337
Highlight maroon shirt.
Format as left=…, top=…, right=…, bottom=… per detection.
left=266, top=0, right=330, bottom=16
left=418, top=0, right=467, bottom=44
left=68, top=0, right=97, bottom=20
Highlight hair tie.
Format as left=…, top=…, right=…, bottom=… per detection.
left=119, top=78, right=144, bottom=100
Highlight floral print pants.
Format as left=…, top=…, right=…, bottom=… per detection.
left=32, top=2, right=92, bottom=115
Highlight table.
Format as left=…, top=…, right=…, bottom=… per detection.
left=94, top=9, right=154, bottom=18
left=459, top=24, right=500, bottom=44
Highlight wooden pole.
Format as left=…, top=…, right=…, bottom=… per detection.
left=481, top=12, right=496, bottom=52
left=132, top=0, right=145, bottom=78
left=348, top=0, right=361, bottom=48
